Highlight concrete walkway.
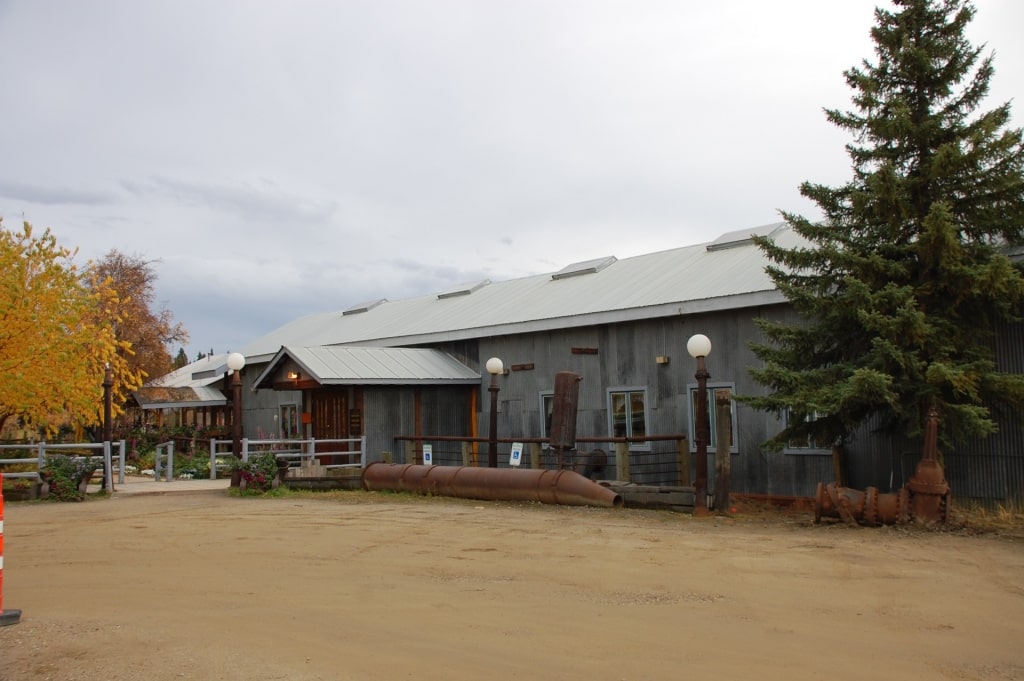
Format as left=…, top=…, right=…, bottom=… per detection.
left=109, top=476, right=231, bottom=495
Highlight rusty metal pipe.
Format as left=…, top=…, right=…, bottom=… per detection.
left=813, top=408, right=951, bottom=527
left=362, top=463, right=624, bottom=509
left=814, top=482, right=908, bottom=526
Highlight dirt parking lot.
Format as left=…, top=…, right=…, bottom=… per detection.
left=1, top=485, right=1023, bottom=681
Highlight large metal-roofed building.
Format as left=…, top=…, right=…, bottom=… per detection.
left=224, top=222, right=1022, bottom=502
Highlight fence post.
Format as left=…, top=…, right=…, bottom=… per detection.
left=103, top=441, right=113, bottom=491
left=242, top=438, right=249, bottom=463
left=461, top=442, right=472, bottom=467
left=529, top=443, right=542, bottom=469
left=360, top=437, right=367, bottom=468
left=615, top=442, right=630, bottom=482
left=118, top=440, right=126, bottom=485
left=404, top=440, right=415, bottom=465
left=0, top=472, right=23, bottom=626
left=166, top=442, right=175, bottom=482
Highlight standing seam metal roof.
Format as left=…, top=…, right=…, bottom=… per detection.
left=253, top=345, right=482, bottom=387
left=242, top=223, right=793, bottom=361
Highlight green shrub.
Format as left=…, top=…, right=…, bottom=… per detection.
left=173, top=451, right=211, bottom=479
left=40, top=454, right=98, bottom=502
left=235, top=452, right=281, bottom=494
left=135, top=450, right=156, bottom=472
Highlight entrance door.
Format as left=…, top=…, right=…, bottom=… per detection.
left=310, top=389, right=348, bottom=461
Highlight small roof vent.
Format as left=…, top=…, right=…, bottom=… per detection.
left=552, top=255, right=617, bottom=280
left=342, top=298, right=387, bottom=316
left=707, top=223, right=785, bottom=252
left=438, top=279, right=491, bottom=300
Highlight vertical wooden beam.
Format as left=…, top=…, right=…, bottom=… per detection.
left=469, top=386, right=480, bottom=467
left=529, top=443, right=542, bottom=469
left=615, top=442, right=630, bottom=482
left=714, top=396, right=732, bottom=511
left=831, top=444, right=847, bottom=488
left=413, top=388, right=423, bottom=465
left=677, top=438, right=691, bottom=487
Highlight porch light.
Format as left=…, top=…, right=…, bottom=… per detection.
left=686, top=334, right=712, bottom=360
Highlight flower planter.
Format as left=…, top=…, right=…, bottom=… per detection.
left=2, top=485, right=36, bottom=501
left=77, top=470, right=96, bottom=495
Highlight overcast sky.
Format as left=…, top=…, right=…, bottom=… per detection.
left=2, top=1, right=1021, bottom=362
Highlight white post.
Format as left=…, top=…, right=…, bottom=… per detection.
left=118, top=440, right=126, bottom=485
left=103, top=441, right=113, bottom=490
left=209, top=439, right=217, bottom=480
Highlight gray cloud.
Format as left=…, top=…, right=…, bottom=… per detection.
left=1, top=0, right=1021, bottom=360
left=0, top=180, right=113, bottom=206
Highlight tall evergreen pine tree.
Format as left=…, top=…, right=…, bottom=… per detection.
left=747, top=0, right=1024, bottom=451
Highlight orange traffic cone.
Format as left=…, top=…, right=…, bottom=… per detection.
left=1, top=471, right=23, bottom=626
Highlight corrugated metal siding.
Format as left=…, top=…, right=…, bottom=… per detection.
left=363, top=388, right=413, bottom=462
left=477, top=311, right=800, bottom=486
left=419, top=386, right=473, bottom=467
left=941, top=424, right=1024, bottom=503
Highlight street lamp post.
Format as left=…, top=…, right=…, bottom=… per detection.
left=687, top=334, right=712, bottom=513
left=227, top=352, right=246, bottom=460
left=485, top=357, right=504, bottom=468
left=102, top=365, right=114, bottom=492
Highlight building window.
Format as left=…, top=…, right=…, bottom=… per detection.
left=280, top=404, right=299, bottom=439
left=784, top=410, right=829, bottom=452
left=608, top=388, right=650, bottom=451
left=539, top=391, right=554, bottom=444
left=687, top=383, right=738, bottom=453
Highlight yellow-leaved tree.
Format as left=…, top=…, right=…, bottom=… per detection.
left=0, top=219, right=143, bottom=437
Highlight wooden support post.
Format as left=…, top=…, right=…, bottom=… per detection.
left=615, top=442, right=630, bottom=482
left=831, top=444, right=847, bottom=487
left=529, top=443, right=542, bottom=469
left=404, top=441, right=415, bottom=465
left=677, top=438, right=691, bottom=487
left=714, top=396, right=732, bottom=511
left=461, top=442, right=472, bottom=467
